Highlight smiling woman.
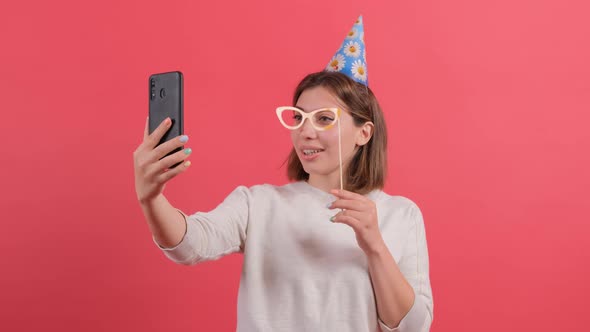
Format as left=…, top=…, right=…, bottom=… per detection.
left=135, top=16, right=433, bottom=332
left=284, top=71, right=388, bottom=195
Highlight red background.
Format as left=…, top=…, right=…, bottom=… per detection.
left=1, top=0, right=589, bottom=331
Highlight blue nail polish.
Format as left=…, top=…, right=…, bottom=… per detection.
left=179, top=135, right=189, bottom=143
left=326, top=202, right=333, bottom=208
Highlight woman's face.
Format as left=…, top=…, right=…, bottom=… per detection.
left=291, top=86, right=372, bottom=178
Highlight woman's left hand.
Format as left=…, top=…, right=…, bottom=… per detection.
left=328, top=189, right=387, bottom=255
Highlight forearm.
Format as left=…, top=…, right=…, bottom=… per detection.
left=366, top=244, right=415, bottom=329
left=140, top=193, right=187, bottom=248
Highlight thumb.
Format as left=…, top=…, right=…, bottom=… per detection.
left=143, top=116, right=149, bottom=141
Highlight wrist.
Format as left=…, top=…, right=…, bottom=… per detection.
left=364, top=239, right=389, bottom=258
left=139, top=193, right=164, bottom=207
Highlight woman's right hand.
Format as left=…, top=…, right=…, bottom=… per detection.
left=133, top=117, right=192, bottom=204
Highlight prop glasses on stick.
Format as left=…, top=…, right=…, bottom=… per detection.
left=276, top=106, right=344, bottom=191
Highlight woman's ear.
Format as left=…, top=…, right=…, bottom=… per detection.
left=356, top=121, right=374, bottom=146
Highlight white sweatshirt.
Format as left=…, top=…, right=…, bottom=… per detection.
left=154, top=181, right=433, bottom=332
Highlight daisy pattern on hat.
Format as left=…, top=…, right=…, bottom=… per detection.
left=326, top=54, right=346, bottom=72
left=324, top=15, right=369, bottom=86
left=346, top=28, right=358, bottom=39
left=343, top=41, right=361, bottom=58
left=351, top=59, right=367, bottom=83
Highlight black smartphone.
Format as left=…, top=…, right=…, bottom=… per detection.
left=148, top=71, right=184, bottom=168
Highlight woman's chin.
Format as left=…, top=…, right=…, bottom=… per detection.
left=302, top=165, right=339, bottom=178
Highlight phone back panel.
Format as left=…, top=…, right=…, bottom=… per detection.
left=148, top=71, right=183, bottom=144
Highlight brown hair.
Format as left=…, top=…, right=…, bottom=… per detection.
left=286, top=71, right=388, bottom=195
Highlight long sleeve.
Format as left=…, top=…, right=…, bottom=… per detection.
left=149, top=182, right=430, bottom=331
left=153, top=186, right=250, bottom=265
left=378, top=204, right=434, bottom=332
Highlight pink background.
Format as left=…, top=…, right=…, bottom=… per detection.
left=2, top=0, right=589, bottom=331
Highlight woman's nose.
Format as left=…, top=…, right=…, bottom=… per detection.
left=298, top=118, right=317, bottom=138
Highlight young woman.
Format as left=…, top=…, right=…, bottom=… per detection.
left=133, top=17, right=433, bottom=332
left=134, top=72, right=433, bottom=332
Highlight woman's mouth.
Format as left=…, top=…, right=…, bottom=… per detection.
left=303, top=149, right=323, bottom=156
left=300, top=148, right=324, bottom=160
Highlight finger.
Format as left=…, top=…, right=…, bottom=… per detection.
left=143, top=143, right=190, bottom=178
left=143, top=116, right=149, bottom=141
left=145, top=117, right=172, bottom=149
left=330, top=189, right=369, bottom=202
left=333, top=208, right=366, bottom=223
left=330, top=213, right=360, bottom=229
left=329, top=199, right=366, bottom=212
left=157, top=145, right=192, bottom=171
left=158, top=159, right=191, bottom=183
left=340, top=208, right=367, bottom=222
left=153, top=134, right=189, bottom=162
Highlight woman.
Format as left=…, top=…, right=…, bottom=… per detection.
left=133, top=17, right=433, bottom=332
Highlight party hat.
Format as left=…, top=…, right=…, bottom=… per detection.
left=325, top=15, right=368, bottom=86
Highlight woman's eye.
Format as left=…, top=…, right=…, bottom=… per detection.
left=319, top=116, right=334, bottom=123
left=292, top=114, right=302, bottom=122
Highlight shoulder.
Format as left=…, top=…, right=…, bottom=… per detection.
left=374, top=191, right=425, bottom=227
left=376, top=191, right=420, bottom=212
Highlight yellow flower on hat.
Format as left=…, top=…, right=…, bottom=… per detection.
left=351, top=60, right=367, bottom=82
left=344, top=41, right=361, bottom=58
left=326, top=54, right=346, bottom=72
left=346, top=28, right=358, bottom=39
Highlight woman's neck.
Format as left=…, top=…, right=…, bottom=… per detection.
left=307, top=172, right=342, bottom=194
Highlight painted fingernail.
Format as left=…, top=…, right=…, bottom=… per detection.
left=330, top=216, right=336, bottom=222
left=184, top=161, right=191, bottom=167
left=184, top=148, right=192, bottom=155
left=326, top=202, right=333, bottom=208
left=179, top=135, right=189, bottom=143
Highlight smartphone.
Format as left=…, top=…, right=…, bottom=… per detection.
left=148, top=71, right=184, bottom=168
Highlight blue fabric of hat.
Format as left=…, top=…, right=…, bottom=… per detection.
left=325, top=15, right=368, bottom=86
